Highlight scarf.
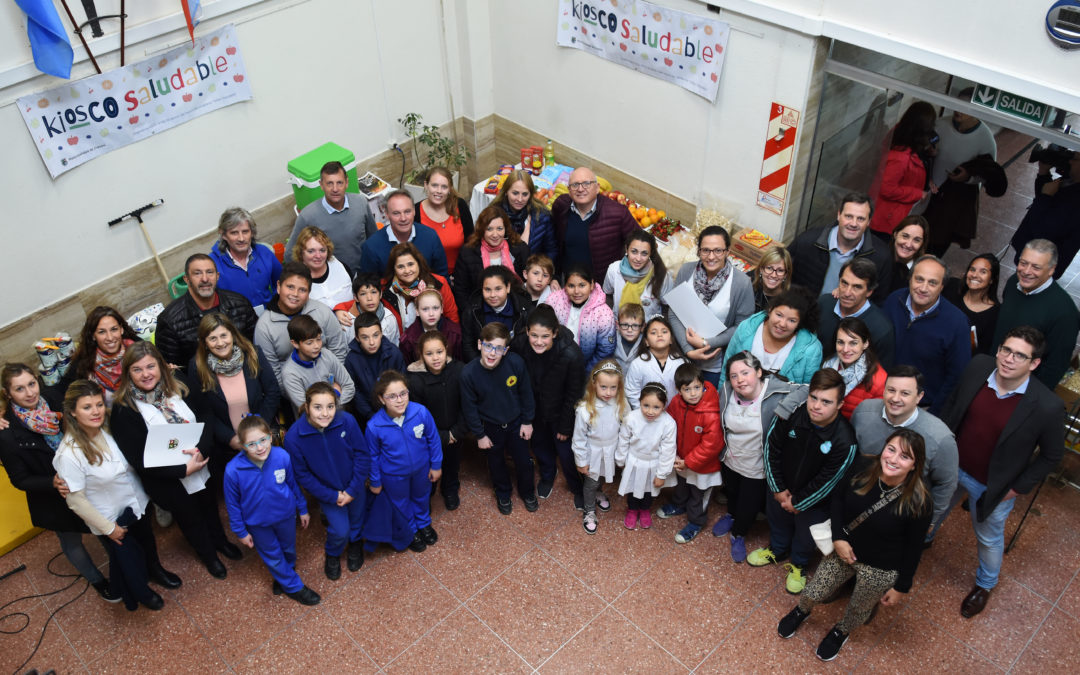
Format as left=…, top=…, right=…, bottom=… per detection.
left=12, top=399, right=63, bottom=450
left=618, top=256, right=653, bottom=308
left=693, top=261, right=731, bottom=305
left=392, top=277, right=427, bottom=301
left=481, top=239, right=521, bottom=280
left=131, top=382, right=188, bottom=424
left=502, top=204, right=529, bottom=237
left=206, top=345, right=245, bottom=377
left=823, top=353, right=868, bottom=396
left=91, top=338, right=133, bottom=392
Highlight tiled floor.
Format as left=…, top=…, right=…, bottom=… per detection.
left=2, top=447, right=1079, bottom=674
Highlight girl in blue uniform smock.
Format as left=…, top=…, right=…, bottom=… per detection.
left=364, top=370, right=442, bottom=553
left=285, top=382, right=369, bottom=581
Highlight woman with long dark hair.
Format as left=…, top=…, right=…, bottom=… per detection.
left=869, top=101, right=937, bottom=235
left=943, top=253, right=1001, bottom=356
left=822, top=317, right=886, bottom=419
left=382, top=242, right=459, bottom=334
left=603, top=229, right=671, bottom=318
left=491, top=169, right=558, bottom=264
left=64, top=306, right=141, bottom=406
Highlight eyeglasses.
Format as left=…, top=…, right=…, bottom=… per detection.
left=481, top=342, right=509, bottom=355
left=568, top=180, right=597, bottom=191
left=243, top=435, right=271, bottom=451
left=699, top=248, right=727, bottom=258
left=618, top=322, right=642, bottom=330
left=761, top=265, right=786, bottom=277
left=997, top=345, right=1032, bottom=363
left=383, top=391, right=409, bottom=402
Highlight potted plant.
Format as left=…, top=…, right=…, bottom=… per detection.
left=397, top=112, right=471, bottom=198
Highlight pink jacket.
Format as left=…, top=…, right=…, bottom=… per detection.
left=542, top=283, right=616, bottom=371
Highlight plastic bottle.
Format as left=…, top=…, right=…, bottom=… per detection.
left=544, top=139, right=555, bottom=167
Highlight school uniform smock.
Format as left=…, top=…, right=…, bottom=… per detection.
left=53, top=433, right=149, bottom=535
left=308, top=258, right=354, bottom=312
left=223, top=446, right=307, bottom=537
left=625, top=353, right=686, bottom=409
left=571, top=398, right=622, bottom=482
left=615, top=409, right=677, bottom=498
left=284, top=413, right=369, bottom=504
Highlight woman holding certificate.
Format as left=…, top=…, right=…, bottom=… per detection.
left=668, top=226, right=755, bottom=388
left=111, top=342, right=240, bottom=580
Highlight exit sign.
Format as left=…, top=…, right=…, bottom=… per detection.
left=970, top=85, right=1049, bottom=125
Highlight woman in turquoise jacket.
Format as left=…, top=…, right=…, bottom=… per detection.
left=723, top=287, right=822, bottom=384
left=364, top=370, right=443, bottom=553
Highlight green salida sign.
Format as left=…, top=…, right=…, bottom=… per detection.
left=970, top=85, right=1049, bottom=125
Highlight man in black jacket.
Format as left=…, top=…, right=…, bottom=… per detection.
left=790, top=192, right=892, bottom=304
left=939, top=326, right=1064, bottom=619
left=156, top=254, right=258, bottom=370
left=749, top=368, right=857, bottom=594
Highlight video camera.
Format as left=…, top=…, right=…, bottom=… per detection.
left=1028, top=143, right=1076, bottom=178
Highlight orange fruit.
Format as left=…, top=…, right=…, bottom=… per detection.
left=656, top=210, right=666, bottom=219
left=640, top=217, right=653, bottom=228
left=647, top=208, right=658, bottom=218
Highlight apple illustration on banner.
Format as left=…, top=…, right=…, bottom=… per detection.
left=129, top=116, right=139, bottom=124
left=183, top=93, right=193, bottom=102
left=664, top=58, right=673, bottom=66
left=226, top=47, right=236, bottom=55
left=710, top=73, right=718, bottom=82
left=67, top=136, right=78, bottom=145
left=233, top=74, right=244, bottom=83
left=620, top=43, right=627, bottom=51
left=715, top=44, right=723, bottom=54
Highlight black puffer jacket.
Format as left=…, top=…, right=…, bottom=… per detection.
left=460, top=290, right=531, bottom=362
left=511, top=328, right=586, bottom=437
left=0, top=387, right=87, bottom=532
left=406, top=358, right=468, bottom=444
left=155, top=290, right=258, bottom=369
left=789, top=223, right=893, bottom=304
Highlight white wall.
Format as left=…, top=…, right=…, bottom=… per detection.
left=0, top=0, right=470, bottom=323
left=711, top=0, right=1080, bottom=114
left=488, top=0, right=820, bottom=235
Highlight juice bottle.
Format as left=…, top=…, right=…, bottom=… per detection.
left=544, top=139, right=555, bottom=167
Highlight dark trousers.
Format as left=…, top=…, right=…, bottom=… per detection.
left=98, top=507, right=161, bottom=610
left=627, top=494, right=654, bottom=510
left=765, top=494, right=826, bottom=568
left=721, top=464, right=766, bottom=538
left=484, top=421, right=535, bottom=501
left=670, top=475, right=708, bottom=526
left=436, top=433, right=460, bottom=497
left=169, top=486, right=229, bottom=565
left=531, top=418, right=582, bottom=496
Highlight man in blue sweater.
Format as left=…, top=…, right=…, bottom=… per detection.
left=359, top=191, right=448, bottom=278
left=882, top=255, right=971, bottom=413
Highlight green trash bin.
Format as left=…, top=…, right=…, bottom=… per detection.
left=287, top=142, right=359, bottom=211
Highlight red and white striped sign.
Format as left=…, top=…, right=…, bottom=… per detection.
left=756, top=102, right=800, bottom=215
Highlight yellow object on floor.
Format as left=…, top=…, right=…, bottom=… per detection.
left=0, top=464, right=40, bottom=556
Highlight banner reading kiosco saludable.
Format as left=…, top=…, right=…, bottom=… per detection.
left=17, top=25, right=252, bottom=179
left=556, top=0, right=730, bottom=102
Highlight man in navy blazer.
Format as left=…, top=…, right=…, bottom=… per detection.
left=938, top=325, right=1064, bottom=619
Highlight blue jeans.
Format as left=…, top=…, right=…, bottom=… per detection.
left=701, top=370, right=723, bottom=389
left=944, top=469, right=1016, bottom=590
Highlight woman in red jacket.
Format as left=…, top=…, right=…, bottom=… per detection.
left=869, top=101, right=936, bottom=235
left=822, top=317, right=886, bottom=419
left=656, top=363, right=725, bottom=544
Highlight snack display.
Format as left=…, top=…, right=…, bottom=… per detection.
left=730, top=227, right=780, bottom=266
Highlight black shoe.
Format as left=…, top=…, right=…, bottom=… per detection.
left=325, top=554, right=341, bottom=580
left=523, top=496, right=539, bottom=512
left=217, top=542, right=243, bottom=560
left=148, top=565, right=182, bottom=589
left=91, top=579, right=122, bottom=604
left=777, top=606, right=810, bottom=638
left=272, top=580, right=283, bottom=595
left=347, top=541, right=365, bottom=571
left=537, top=480, right=554, bottom=500
left=443, top=493, right=460, bottom=511
left=420, top=525, right=438, bottom=546
left=205, top=558, right=227, bottom=580
left=141, top=591, right=164, bottom=611
left=497, top=497, right=512, bottom=515
left=573, top=494, right=585, bottom=511
left=816, top=625, right=849, bottom=662
left=286, top=585, right=321, bottom=606
left=409, top=533, right=428, bottom=552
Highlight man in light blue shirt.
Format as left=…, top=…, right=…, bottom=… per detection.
left=285, top=161, right=378, bottom=272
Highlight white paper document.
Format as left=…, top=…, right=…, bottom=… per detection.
left=144, top=423, right=205, bottom=468
left=663, top=281, right=727, bottom=336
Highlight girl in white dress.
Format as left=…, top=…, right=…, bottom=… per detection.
left=572, top=359, right=629, bottom=535
left=625, top=317, right=686, bottom=408
left=616, top=382, right=677, bottom=530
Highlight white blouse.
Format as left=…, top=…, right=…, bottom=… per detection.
left=53, top=432, right=149, bottom=535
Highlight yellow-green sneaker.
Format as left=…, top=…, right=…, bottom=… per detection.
left=747, top=547, right=779, bottom=567
left=784, top=563, right=806, bottom=594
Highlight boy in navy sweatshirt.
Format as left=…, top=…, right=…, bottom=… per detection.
left=224, top=415, right=319, bottom=605
left=461, top=322, right=537, bottom=514
left=344, top=312, right=406, bottom=424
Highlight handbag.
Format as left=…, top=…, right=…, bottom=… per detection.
left=809, top=487, right=902, bottom=556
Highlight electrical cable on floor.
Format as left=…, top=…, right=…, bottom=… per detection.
left=0, top=552, right=89, bottom=675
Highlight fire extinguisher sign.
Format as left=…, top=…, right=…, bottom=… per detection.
left=756, top=103, right=800, bottom=216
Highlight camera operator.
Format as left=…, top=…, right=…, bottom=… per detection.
left=1010, top=145, right=1080, bottom=279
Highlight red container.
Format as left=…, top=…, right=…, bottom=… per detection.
left=520, top=148, right=531, bottom=168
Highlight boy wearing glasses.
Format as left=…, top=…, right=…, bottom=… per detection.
left=615, top=303, right=645, bottom=372
left=224, top=415, right=319, bottom=605
left=461, top=322, right=537, bottom=515
left=939, top=325, right=1064, bottom=619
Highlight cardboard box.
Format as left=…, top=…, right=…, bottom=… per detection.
left=729, top=228, right=780, bottom=267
